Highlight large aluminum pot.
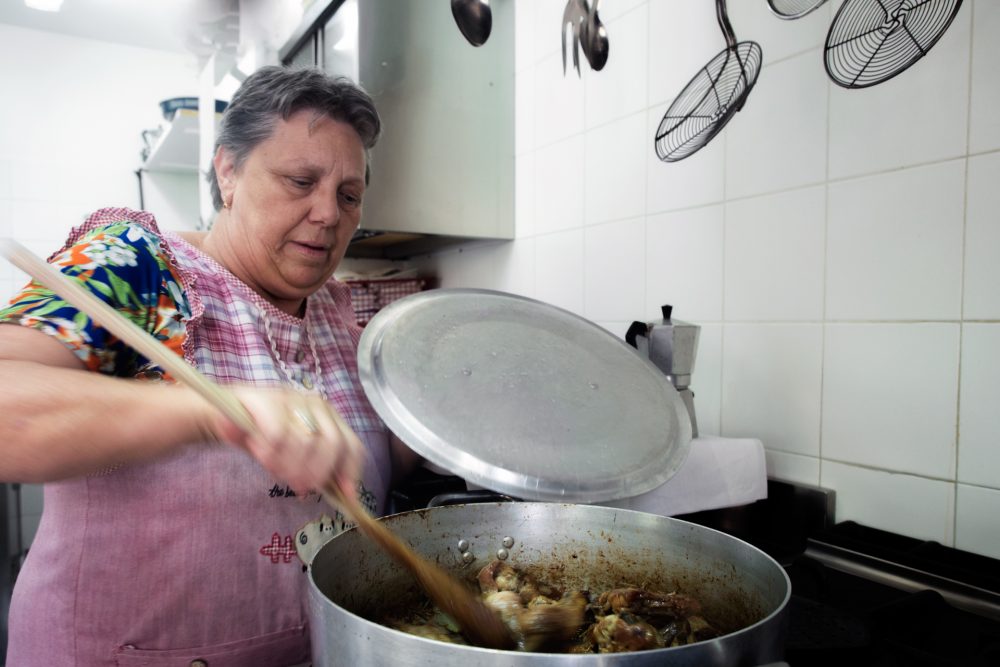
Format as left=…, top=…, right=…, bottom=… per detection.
left=307, top=503, right=790, bottom=666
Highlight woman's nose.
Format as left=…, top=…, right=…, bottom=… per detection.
left=310, top=188, right=340, bottom=226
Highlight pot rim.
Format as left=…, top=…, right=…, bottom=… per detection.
left=307, top=503, right=792, bottom=658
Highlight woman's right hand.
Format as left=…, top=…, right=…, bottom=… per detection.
left=209, top=386, right=366, bottom=499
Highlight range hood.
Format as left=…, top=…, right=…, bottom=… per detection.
left=280, top=0, right=515, bottom=260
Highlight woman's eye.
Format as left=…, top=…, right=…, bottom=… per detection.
left=340, top=192, right=362, bottom=208
left=289, top=177, right=312, bottom=189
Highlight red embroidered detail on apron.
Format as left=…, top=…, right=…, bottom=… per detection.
left=259, top=533, right=297, bottom=564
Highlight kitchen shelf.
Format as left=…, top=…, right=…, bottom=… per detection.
left=142, top=109, right=216, bottom=173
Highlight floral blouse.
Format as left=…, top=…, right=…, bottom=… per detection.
left=0, top=222, right=189, bottom=378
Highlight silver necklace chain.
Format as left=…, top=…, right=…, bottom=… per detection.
left=260, top=305, right=325, bottom=396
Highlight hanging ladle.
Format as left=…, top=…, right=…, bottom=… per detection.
left=451, top=0, right=492, bottom=47
left=0, top=237, right=514, bottom=651
left=581, top=0, right=608, bottom=71
left=562, top=0, right=609, bottom=75
left=654, top=0, right=762, bottom=162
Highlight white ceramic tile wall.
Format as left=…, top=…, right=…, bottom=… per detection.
left=583, top=4, right=647, bottom=130
left=428, top=239, right=537, bottom=298
left=533, top=229, right=584, bottom=316
left=515, top=153, right=536, bottom=239
left=530, top=0, right=564, bottom=64
left=963, top=152, right=1000, bottom=319
left=826, top=161, right=965, bottom=321
left=726, top=50, right=828, bottom=199
left=968, top=0, right=1000, bottom=154
left=533, top=50, right=585, bottom=146
left=955, top=484, right=1000, bottom=560
left=727, top=0, right=831, bottom=66
left=645, top=205, right=724, bottom=323
left=584, top=113, right=647, bottom=225
left=513, top=0, right=535, bottom=74
left=0, top=195, right=10, bottom=303
left=823, top=323, right=959, bottom=478
left=428, top=0, right=998, bottom=552
left=721, top=324, right=823, bottom=455
left=0, top=160, right=9, bottom=200
left=597, top=0, right=644, bottom=22
left=583, top=217, right=645, bottom=321
left=765, top=450, right=820, bottom=488
left=821, top=461, right=955, bottom=545
left=533, top=135, right=585, bottom=235
left=724, top=186, right=825, bottom=322
left=646, top=0, right=724, bottom=108
left=958, top=324, right=1000, bottom=488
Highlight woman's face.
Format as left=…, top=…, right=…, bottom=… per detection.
left=214, top=109, right=367, bottom=313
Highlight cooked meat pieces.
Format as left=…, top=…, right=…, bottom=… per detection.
left=391, top=560, right=722, bottom=654
left=478, top=560, right=521, bottom=594
left=485, top=588, right=588, bottom=651
left=595, top=587, right=702, bottom=619
left=588, top=613, right=662, bottom=653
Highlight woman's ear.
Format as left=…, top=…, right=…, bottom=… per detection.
left=213, top=146, right=237, bottom=206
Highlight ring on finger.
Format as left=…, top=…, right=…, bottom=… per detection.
left=293, top=407, right=320, bottom=434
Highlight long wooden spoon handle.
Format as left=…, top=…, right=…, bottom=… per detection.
left=0, top=237, right=256, bottom=432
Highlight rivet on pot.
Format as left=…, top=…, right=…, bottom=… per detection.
left=502, top=536, right=514, bottom=548
left=457, top=539, right=470, bottom=552
left=462, top=551, right=475, bottom=564
left=496, top=548, right=509, bottom=560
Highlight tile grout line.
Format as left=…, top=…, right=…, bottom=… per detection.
left=819, top=47, right=833, bottom=482
left=952, top=0, right=979, bottom=548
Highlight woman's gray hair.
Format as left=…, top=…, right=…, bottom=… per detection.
left=207, top=65, right=381, bottom=211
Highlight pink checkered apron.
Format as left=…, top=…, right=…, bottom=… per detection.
left=6, top=209, right=391, bottom=666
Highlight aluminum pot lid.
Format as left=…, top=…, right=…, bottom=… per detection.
left=357, top=289, right=692, bottom=503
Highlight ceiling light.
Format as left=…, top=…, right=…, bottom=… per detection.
left=25, top=0, right=64, bottom=11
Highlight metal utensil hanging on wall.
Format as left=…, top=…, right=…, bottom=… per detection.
left=654, top=0, right=762, bottom=163
left=562, top=0, right=609, bottom=76
left=451, top=0, right=492, bottom=47
left=767, top=0, right=829, bottom=20
left=824, top=0, right=963, bottom=88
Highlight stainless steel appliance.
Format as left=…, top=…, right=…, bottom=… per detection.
left=626, top=305, right=701, bottom=438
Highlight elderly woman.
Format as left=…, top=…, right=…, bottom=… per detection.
left=0, top=66, right=418, bottom=665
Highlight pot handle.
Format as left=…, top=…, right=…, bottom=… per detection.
left=427, top=490, right=516, bottom=508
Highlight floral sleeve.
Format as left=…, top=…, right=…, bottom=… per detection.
left=0, top=221, right=190, bottom=378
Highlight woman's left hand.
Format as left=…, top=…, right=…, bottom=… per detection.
left=211, top=386, right=366, bottom=498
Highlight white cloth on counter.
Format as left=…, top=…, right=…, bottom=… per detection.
left=597, top=435, right=767, bottom=517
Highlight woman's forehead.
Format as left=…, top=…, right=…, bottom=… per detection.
left=258, top=111, right=366, bottom=173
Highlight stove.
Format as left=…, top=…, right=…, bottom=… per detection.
left=390, top=472, right=1000, bottom=666
left=679, top=481, right=1000, bottom=667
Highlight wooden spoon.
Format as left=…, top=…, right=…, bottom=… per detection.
left=0, top=237, right=514, bottom=651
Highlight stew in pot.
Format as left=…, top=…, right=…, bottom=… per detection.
left=382, top=559, right=724, bottom=653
